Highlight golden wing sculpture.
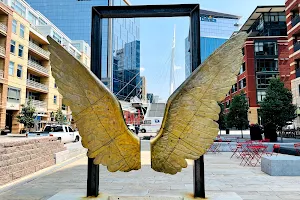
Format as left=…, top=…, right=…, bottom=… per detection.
left=151, top=32, right=247, bottom=174
left=47, top=36, right=141, bottom=172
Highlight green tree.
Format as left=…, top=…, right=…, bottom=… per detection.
left=217, top=102, right=227, bottom=135
left=55, top=109, right=67, bottom=125
left=17, top=99, right=36, bottom=132
left=227, top=91, right=249, bottom=138
left=260, top=78, right=297, bottom=142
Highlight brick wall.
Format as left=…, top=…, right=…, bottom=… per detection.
left=0, top=137, right=66, bottom=185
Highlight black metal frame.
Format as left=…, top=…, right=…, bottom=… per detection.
left=90, top=4, right=202, bottom=198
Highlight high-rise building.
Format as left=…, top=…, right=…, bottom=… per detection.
left=141, top=76, right=146, bottom=102
left=223, top=6, right=289, bottom=125
left=25, top=0, right=141, bottom=102
left=286, top=0, right=300, bottom=126
left=0, top=0, right=91, bottom=133
left=185, top=9, right=240, bottom=78
left=113, top=40, right=141, bottom=101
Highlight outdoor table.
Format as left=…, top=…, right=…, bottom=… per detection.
left=230, top=141, right=251, bottom=159
left=240, top=144, right=267, bottom=167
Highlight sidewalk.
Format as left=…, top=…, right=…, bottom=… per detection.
left=0, top=141, right=300, bottom=200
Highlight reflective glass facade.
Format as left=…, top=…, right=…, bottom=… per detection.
left=27, top=0, right=141, bottom=101
left=185, top=10, right=240, bottom=78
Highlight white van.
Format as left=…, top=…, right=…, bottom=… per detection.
left=140, top=117, right=163, bottom=133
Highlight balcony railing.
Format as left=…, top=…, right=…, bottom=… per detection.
left=294, top=41, right=300, bottom=52
left=27, top=60, right=49, bottom=76
left=0, top=46, right=5, bottom=57
left=29, top=41, right=50, bottom=59
left=0, top=69, right=4, bottom=79
left=0, top=22, right=7, bottom=34
left=26, top=99, right=47, bottom=111
left=26, top=79, right=49, bottom=92
left=292, top=15, right=300, bottom=27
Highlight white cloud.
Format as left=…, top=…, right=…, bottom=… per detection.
left=140, top=67, right=145, bottom=73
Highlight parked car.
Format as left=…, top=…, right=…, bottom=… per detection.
left=1, top=126, right=10, bottom=135
left=282, top=121, right=296, bottom=131
left=29, top=125, right=80, bottom=143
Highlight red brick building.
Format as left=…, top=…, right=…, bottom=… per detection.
left=223, top=6, right=290, bottom=124
left=286, top=0, right=300, bottom=127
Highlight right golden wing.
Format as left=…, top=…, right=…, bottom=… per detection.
left=47, top=36, right=141, bottom=172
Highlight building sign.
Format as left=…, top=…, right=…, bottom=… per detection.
left=201, top=15, right=217, bottom=23
left=6, top=102, right=20, bottom=111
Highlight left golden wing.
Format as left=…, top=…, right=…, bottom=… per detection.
left=151, top=32, right=247, bottom=174
left=47, top=36, right=140, bottom=172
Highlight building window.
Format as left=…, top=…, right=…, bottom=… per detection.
left=11, top=0, right=26, bottom=17
left=231, top=83, right=238, bottom=93
left=10, top=40, right=16, bottom=53
left=12, top=19, right=17, bottom=33
left=256, top=74, right=277, bottom=89
left=18, top=44, right=23, bottom=57
left=28, top=12, right=37, bottom=25
left=256, top=59, right=278, bottom=72
left=255, top=42, right=277, bottom=56
left=54, top=83, right=57, bottom=88
left=239, top=78, right=246, bottom=89
left=53, top=32, right=62, bottom=44
left=17, top=65, right=22, bottom=78
left=239, top=63, right=246, bottom=75
left=226, top=100, right=231, bottom=108
left=9, top=61, right=14, bottom=76
left=299, top=85, right=300, bottom=96
left=20, top=24, right=25, bottom=38
left=85, top=46, right=88, bottom=54
left=257, top=91, right=266, bottom=102
left=38, top=17, right=47, bottom=25
left=29, top=73, right=40, bottom=82
left=54, top=95, right=57, bottom=104
left=7, top=87, right=21, bottom=103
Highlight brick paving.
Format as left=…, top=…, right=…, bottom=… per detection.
left=0, top=141, right=300, bottom=199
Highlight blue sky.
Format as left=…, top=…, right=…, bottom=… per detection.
left=131, top=0, right=284, bottom=101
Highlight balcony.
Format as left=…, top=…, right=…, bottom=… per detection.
left=26, top=79, right=48, bottom=93
left=26, top=99, right=47, bottom=112
left=0, top=22, right=7, bottom=35
left=292, top=15, right=300, bottom=27
left=0, top=69, right=4, bottom=80
left=27, top=60, right=49, bottom=77
left=0, top=46, right=5, bottom=58
left=294, top=41, right=300, bottom=52
left=29, top=41, right=50, bottom=60
left=296, top=68, right=300, bottom=78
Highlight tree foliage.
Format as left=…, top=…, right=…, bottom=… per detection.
left=260, top=78, right=297, bottom=130
left=17, top=99, right=36, bottom=131
left=227, top=91, right=249, bottom=130
left=55, top=109, right=67, bottom=125
left=217, top=102, right=227, bottom=130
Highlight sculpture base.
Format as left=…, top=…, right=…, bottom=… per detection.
left=47, top=190, right=243, bottom=200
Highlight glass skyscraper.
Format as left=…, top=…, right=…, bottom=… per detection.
left=185, top=9, right=240, bottom=78
left=26, top=0, right=141, bottom=101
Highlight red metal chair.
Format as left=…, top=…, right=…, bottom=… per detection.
left=242, top=144, right=267, bottom=167
left=265, top=144, right=280, bottom=156
left=208, top=139, right=222, bottom=154
left=294, top=143, right=300, bottom=156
